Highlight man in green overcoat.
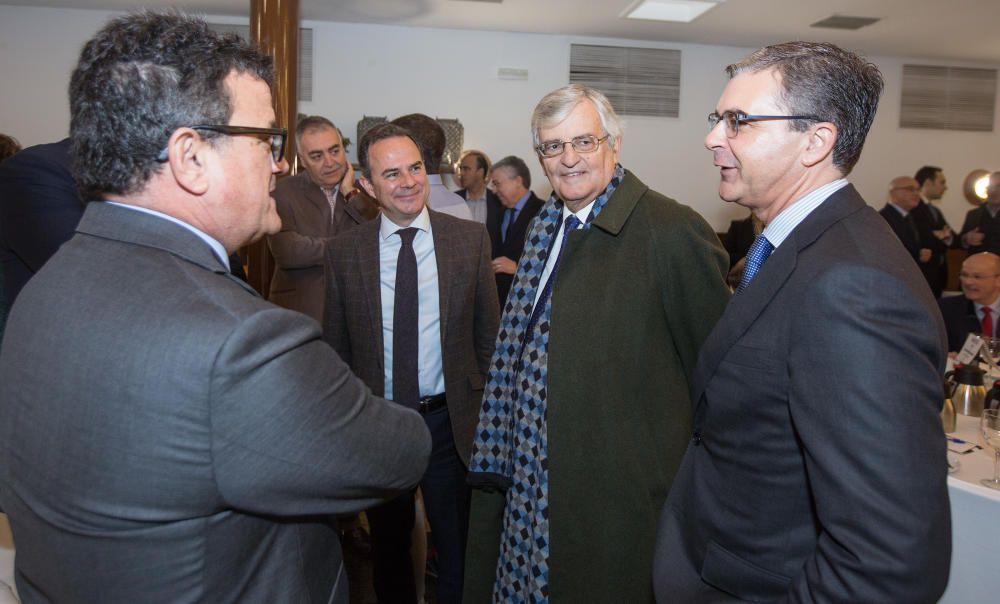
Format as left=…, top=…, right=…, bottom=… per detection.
left=465, top=84, right=730, bottom=603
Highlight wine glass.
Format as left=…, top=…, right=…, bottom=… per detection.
left=980, top=409, right=1000, bottom=489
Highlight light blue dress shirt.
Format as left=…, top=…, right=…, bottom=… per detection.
left=500, top=190, right=533, bottom=241
left=379, top=207, right=445, bottom=400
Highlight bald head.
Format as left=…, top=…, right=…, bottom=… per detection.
left=960, top=252, right=1000, bottom=305
left=987, top=172, right=1000, bottom=208
left=889, top=176, right=920, bottom=212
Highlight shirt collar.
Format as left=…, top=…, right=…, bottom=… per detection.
left=380, top=205, right=431, bottom=240
left=761, top=179, right=849, bottom=249
left=513, top=191, right=532, bottom=212
left=887, top=201, right=909, bottom=217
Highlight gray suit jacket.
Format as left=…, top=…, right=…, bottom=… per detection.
left=0, top=202, right=430, bottom=603
left=653, top=185, right=951, bottom=602
left=267, top=172, right=378, bottom=322
left=323, top=210, right=500, bottom=466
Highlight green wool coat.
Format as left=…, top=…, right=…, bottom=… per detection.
left=464, top=171, right=731, bottom=603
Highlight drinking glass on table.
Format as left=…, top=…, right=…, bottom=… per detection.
left=981, top=409, right=1000, bottom=489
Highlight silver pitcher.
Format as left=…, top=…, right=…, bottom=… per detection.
left=945, top=365, right=986, bottom=417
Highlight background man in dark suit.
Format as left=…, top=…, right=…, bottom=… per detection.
left=487, top=155, right=544, bottom=305
left=0, top=139, right=83, bottom=331
left=654, top=42, right=950, bottom=602
left=961, top=171, right=1000, bottom=255
left=267, top=115, right=378, bottom=323
left=913, top=165, right=954, bottom=297
left=879, top=175, right=932, bottom=267
left=465, top=84, right=729, bottom=604
left=454, top=148, right=498, bottom=225
left=323, top=123, right=499, bottom=604
left=0, top=12, right=430, bottom=603
left=939, top=252, right=1000, bottom=351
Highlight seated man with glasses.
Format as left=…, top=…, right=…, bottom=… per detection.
left=465, top=83, right=730, bottom=604
left=940, top=252, right=1000, bottom=352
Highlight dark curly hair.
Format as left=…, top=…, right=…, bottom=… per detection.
left=69, top=10, right=274, bottom=200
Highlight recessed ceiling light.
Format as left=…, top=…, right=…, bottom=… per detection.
left=623, top=0, right=723, bottom=24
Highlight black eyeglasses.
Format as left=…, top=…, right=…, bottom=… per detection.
left=155, top=124, right=287, bottom=163
left=535, top=134, right=610, bottom=158
left=707, top=111, right=822, bottom=138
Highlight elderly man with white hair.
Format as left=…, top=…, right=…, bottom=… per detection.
left=465, top=84, right=730, bottom=603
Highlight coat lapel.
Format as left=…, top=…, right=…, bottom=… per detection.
left=358, top=219, right=384, bottom=369
left=691, top=184, right=867, bottom=406
left=429, top=210, right=453, bottom=345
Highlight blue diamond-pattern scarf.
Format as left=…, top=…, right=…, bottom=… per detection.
left=469, top=162, right=626, bottom=485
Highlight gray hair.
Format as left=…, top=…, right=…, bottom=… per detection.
left=726, top=41, right=883, bottom=175
left=531, top=84, right=622, bottom=151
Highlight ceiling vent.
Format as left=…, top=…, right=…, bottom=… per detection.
left=810, top=15, right=880, bottom=30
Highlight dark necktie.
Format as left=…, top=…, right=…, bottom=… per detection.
left=502, top=208, right=515, bottom=243
left=393, top=227, right=420, bottom=410
left=983, top=306, right=994, bottom=339
left=737, top=234, right=774, bottom=294
left=904, top=212, right=920, bottom=242
left=525, top=214, right=582, bottom=335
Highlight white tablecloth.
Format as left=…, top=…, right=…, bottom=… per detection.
left=939, top=413, right=999, bottom=603
left=0, top=514, right=17, bottom=603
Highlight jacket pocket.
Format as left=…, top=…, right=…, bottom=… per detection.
left=468, top=373, right=485, bottom=391
left=700, top=540, right=790, bottom=602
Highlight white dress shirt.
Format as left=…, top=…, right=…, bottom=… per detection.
left=378, top=206, right=445, bottom=399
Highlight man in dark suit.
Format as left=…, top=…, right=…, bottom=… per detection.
left=454, top=148, right=499, bottom=225
left=0, top=12, right=430, bottom=603
left=913, top=165, right=954, bottom=297
left=961, top=171, right=1000, bottom=255
left=654, top=42, right=950, bottom=602
left=486, top=155, right=544, bottom=305
left=879, top=175, right=932, bottom=268
left=323, top=123, right=499, bottom=604
left=939, top=252, right=1000, bottom=351
left=267, top=115, right=378, bottom=323
left=0, top=139, right=83, bottom=321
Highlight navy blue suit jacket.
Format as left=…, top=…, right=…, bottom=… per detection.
left=0, top=138, right=84, bottom=308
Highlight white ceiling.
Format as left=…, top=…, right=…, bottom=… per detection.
left=5, top=0, right=1000, bottom=64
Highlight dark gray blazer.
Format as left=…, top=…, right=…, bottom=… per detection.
left=323, top=209, right=500, bottom=466
left=0, top=202, right=430, bottom=603
left=267, top=172, right=378, bottom=322
left=653, top=185, right=951, bottom=602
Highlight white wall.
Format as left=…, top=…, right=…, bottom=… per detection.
left=2, top=4, right=1000, bottom=231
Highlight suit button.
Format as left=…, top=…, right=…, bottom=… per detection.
left=692, top=431, right=702, bottom=446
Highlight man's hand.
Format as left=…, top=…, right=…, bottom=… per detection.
left=919, top=248, right=932, bottom=263
left=341, top=161, right=356, bottom=192
left=492, top=256, right=517, bottom=275
left=933, top=225, right=952, bottom=241
left=965, top=227, right=985, bottom=247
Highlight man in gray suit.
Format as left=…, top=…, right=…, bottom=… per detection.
left=653, top=42, right=951, bottom=602
left=267, top=115, right=378, bottom=323
left=323, top=123, right=499, bottom=604
left=0, top=12, right=430, bottom=603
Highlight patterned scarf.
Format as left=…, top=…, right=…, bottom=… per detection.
left=469, top=164, right=626, bottom=487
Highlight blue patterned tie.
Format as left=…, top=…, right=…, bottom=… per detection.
left=737, top=234, right=774, bottom=294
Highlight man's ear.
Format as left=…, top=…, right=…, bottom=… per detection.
left=358, top=174, right=376, bottom=198
left=166, top=128, right=210, bottom=195
left=802, top=122, right=837, bottom=168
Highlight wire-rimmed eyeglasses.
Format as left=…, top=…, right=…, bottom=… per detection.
left=156, top=125, right=287, bottom=163
left=535, top=134, right=610, bottom=158
left=707, top=111, right=822, bottom=139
